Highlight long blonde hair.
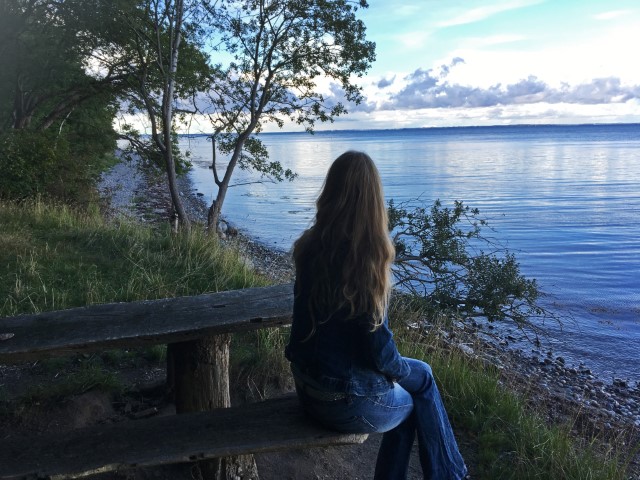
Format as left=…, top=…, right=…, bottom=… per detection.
left=293, top=151, right=395, bottom=334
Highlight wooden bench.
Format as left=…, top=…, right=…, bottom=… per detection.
left=0, top=284, right=368, bottom=479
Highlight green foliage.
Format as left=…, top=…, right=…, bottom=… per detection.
left=0, top=110, right=117, bottom=203
left=388, top=199, right=547, bottom=328
left=0, top=2, right=122, bottom=204
left=118, top=2, right=212, bottom=159
left=0, top=0, right=134, bottom=132
left=208, top=0, right=375, bottom=134
left=0, top=130, right=70, bottom=200
left=0, top=200, right=267, bottom=317
left=202, top=0, right=375, bottom=226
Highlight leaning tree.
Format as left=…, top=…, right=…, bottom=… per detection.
left=117, top=0, right=216, bottom=231
left=202, top=0, right=375, bottom=231
left=388, top=198, right=558, bottom=337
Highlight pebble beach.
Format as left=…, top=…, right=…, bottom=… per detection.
left=98, top=156, right=639, bottom=472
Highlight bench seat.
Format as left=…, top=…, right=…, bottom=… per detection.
left=0, top=394, right=368, bottom=480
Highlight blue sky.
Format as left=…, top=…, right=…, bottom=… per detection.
left=317, top=0, right=640, bottom=129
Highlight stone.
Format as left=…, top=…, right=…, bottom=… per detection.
left=458, top=344, right=474, bottom=356
left=613, top=378, right=628, bottom=388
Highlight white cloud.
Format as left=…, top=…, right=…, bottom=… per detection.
left=434, top=19, right=640, bottom=89
left=378, top=61, right=640, bottom=111
left=309, top=99, right=640, bottom=130
left=462, top=34, right=526, bottom=47
left=437, top=0, right=545, bottom=27
left=394, top=4, right=423, bottom=17
left=593, top=10, right=633, bottom=21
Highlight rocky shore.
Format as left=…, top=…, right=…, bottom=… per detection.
left=97, top=157, right=639, bottom=473
left=97, top=153, right=294, bottom=283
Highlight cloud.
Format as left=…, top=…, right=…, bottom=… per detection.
left=377, top=76, right=396, bottom=89
left=462, top=34, right=526, bottom=48
left=394, top=31, right=430, bottom=50
left=326, top=83, right=377, bottom=113
left=593, top=10, right=633, bottom=21
left=437, top=0, right=545, bottom=27
left=381, top=61, right=640, bottom=110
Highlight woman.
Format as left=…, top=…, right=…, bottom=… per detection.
left=285, top=151, right=468, bottom=480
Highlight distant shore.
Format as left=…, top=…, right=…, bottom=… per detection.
left=97, top=156, right=640, bottom=442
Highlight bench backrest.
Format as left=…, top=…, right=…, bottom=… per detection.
left=0, top=283, right=293, bottom=364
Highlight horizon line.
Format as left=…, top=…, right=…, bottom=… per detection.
left=179, top=121, right=640, bottom=137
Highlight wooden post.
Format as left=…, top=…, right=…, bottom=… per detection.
left=171, top=335, right=259, bottom=480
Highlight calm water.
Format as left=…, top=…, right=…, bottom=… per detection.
left=182, top=124, right=640, bottom=383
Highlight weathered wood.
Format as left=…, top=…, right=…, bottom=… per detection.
left=0, top=394, right=368, bottom=480
left=0, top=284, right=293, bottom=363
left=172, top=335, right=232, bottom=413
left=172, top=335, right=259, bottom=479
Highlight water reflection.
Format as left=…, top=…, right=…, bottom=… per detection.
left=181, top=126, right=640, bottom=381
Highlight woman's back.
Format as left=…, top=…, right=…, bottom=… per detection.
left=286, top=150, right=468, bottom=479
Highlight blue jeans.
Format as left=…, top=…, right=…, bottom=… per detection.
left=294, top=358, right=468, bottom=480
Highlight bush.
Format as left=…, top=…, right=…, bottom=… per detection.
left=0, top=130, right=70, bottom=200
left=0, top=125, right=115, bottom=204
left=389, top=199, right=550, bottom=330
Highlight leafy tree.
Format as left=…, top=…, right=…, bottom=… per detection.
left=389, top=199, right=550, bottom=331
left=203, top=0, right=375, bottom=230
left=0, top=1, right=131, bottom=202
left=0, top=97, right=118, bottom=203
left=117, top=8, right=264, bottom=479
left=117, top=0, right=216, bottom=231
left=0, top=0, right=135, bottom=133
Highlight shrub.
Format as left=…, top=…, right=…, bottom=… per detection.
left=0, top=130, right=70, bottom=200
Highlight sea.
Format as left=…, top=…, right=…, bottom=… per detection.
left=181, top=124, right=640, bottom=384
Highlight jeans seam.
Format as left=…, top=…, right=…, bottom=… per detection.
left=367, top=395, right=412, bottom=410
left=356, top=415, right=377, bottom=431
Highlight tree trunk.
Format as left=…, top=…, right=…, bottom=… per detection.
left=207, top=138, right=248, bottom=233
left=170, top=335, right=259, bottom=479
left=160, top=0, right=191, bottom=233
left=207, top=200, right=222, bottom=235
left=164, top=150, right=191, bottom=232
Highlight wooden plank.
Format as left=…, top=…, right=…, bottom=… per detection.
left=0, top=394, right=368, bottom=480
left=0, top=284, right=293, bottom=363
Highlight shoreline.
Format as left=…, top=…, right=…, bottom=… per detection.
left=98, top=152, right=294, bottom=283
left=97, top=157, right=640, bottom=438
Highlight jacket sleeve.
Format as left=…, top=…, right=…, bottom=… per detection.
left=363, top=316, right=410, bottom=382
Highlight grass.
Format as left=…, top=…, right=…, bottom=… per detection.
left=0, top=199, right=266, bottom=402
left=0, top=199, right=633, bottom=479
left=23, top=360, right=125, bottom=402
left=390, top=297, right=632, bottom=480
left=231, top=328, right=293, bottom=402
left=0, top=199, right=266, bottom=317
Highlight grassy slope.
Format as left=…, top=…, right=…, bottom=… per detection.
left=0, top=201, right=632, bottom=479
left=0, top=201, right=266, bottom=317
left=393, top=311, right=629, bottom=480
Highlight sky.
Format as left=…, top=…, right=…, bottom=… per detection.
left=309, top=0, right=640, bottom=130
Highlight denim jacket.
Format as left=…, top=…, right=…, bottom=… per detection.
left=285, top=260, right=410, bottom=396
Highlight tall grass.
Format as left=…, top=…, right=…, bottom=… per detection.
left=391, top=298, right=630, bottom=480
left=0, top=199, right=266, bottom=317
left=0, top=199, right=267, bottom=402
